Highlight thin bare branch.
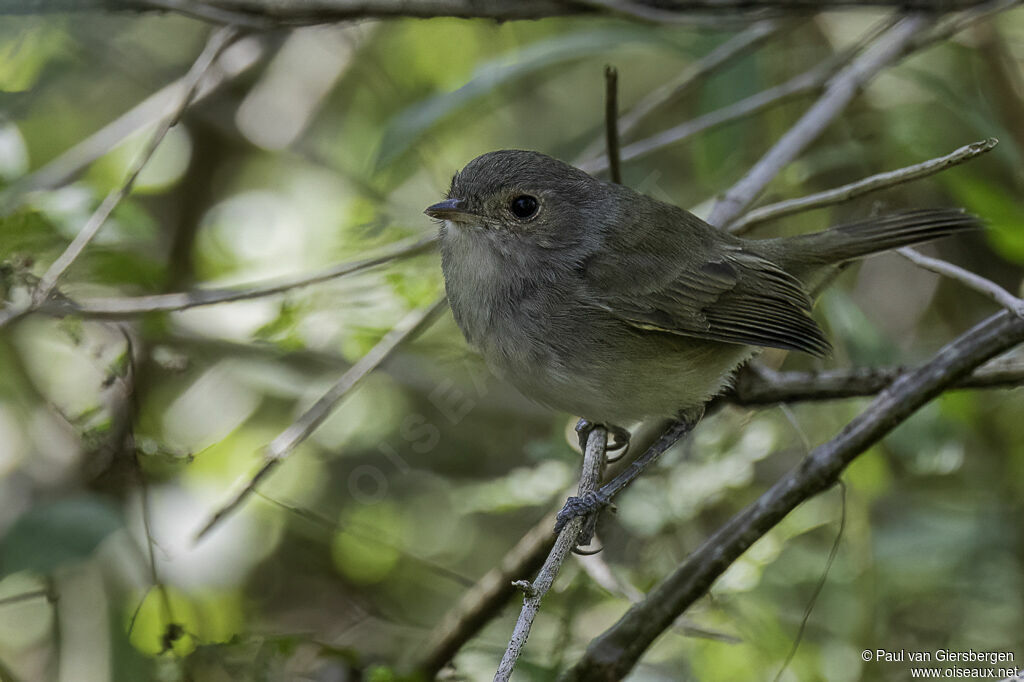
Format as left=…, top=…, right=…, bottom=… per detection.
left=41, top=235, right=438, bottom=317
left=897, top=247, right=1024, bottom=317
left=0, top=36, right=264, bottom=213
left=576, top=20, right=783, bottom=163
left=579, top=57, right=833, bottom=174
left=193, top=295, right=448, bottom=542
left=494, top=427, right=607, bottom=682
left=707, top=13, right=933, bottom=228
left=730, top=138, right=999, bottom=234
left=417, top=511, right=558, bottom=678
left=32, top=27, right=241, bottom=304
left=562, top=310, right=1024, bottom=681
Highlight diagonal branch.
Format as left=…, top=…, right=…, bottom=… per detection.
left=0, top=35, right=264, bottom=213
left=707, top=13, right=933, bottom=228
left=494, top=427, right=607, bottom=682
left=193, top=295, right=448, bottom=542
left=561, top=310, right=1024, bottom=681
left=729, top=138, right=999, bottom=234
left=32, top=26, right=242, bottom=304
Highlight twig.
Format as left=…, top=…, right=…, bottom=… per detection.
left=897, top=247, right=1024, bottom=317
left=32, top=26, right=241, bottom=304
left=771, top=481, right=846, bottom=682
left=40, top=234, right=438, bottom=317
left=707, top=13, right=934, bottom=228
left=417, top=510, right=559, bottom=678
left=494, top=427, right=607, bottom=682
left=0, top=35, right=264, bottom=212
left=193, top=295, right=448, bottom=542
left=576, top=20, right=783, bottom=163
left=729, top=138, right=999, bottom=234
left=604, top=66, right=622, bottom=185
left=562, top=309, right=1024, bottom=680
left=578, top=57, right=833, bottom=174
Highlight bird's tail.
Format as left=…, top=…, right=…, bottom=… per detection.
left=766, top=208, right=981, bottom=278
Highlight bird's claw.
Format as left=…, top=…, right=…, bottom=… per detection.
left=575, top=419, right=631, bottom=462
left=554, top=489, right=613, bottom=547
left=606, top=425, right=631, bottom=462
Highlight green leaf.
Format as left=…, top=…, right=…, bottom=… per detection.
left=375, top=26, right=671, bottom=169
left=0, top=22, right=69, bottom=93
left=945, top=174, right=1024, bottom=264
left=0, top=496, right=123, bottom=576
left=79, top=248, right=167, bottom=289
left=0, top=209, right=61, bottom=259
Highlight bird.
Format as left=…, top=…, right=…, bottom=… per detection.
left=426, top=149, right=978, bottom=533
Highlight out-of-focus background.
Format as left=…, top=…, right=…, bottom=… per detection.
left=0, top=7, right=1023, bottom=681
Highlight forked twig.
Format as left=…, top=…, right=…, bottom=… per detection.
left=730, top=138, right=999, bottom=234
left=493, top=427, right=607, bottom=682
left=33, top=27, right=241, bottom=304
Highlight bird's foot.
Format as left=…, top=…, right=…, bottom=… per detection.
left=553, top=489, right=614, bottom=548
left=574, top=419, right=631, bottom=462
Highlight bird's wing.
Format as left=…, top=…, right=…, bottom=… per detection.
left=583, top=231, right=831, bottom=356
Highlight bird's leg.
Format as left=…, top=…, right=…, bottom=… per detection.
left=557, top=408, right=704, bottom=545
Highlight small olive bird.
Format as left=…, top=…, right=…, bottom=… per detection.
left=426, top=149, right=978, bottom=533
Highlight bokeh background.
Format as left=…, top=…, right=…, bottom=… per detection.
left=1, top=7, right=1023, bottom=681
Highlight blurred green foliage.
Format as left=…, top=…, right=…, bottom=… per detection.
left=0, top=7, right=1022, bottom=682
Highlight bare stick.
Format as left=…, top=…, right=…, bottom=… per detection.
left=730, top=138, right=999, bottom=234
left=707, top=13, right=933, bottom=228
left=33, top=27, right=241, bottom=303
left=604, top=65, right=622, bottom=185
left=897, top=248, right=1024, bottom=317
left=193, top=295, right=447, bottom=542
left=579, top=57, right=833, bottom=174
left=41, top=235, right=438, bottom=317
left=563, top=309, right=1024, bottom=680
left=576, top=20, right=782, bottom=163
left=494, top=427, right=607, bottom=682
left=0, top=35, right=263, bottom=211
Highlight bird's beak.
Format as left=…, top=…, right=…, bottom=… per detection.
left=424, top=198, right=472, bottom=220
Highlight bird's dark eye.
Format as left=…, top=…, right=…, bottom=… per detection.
left=509, top=195, right=539, bottom=220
